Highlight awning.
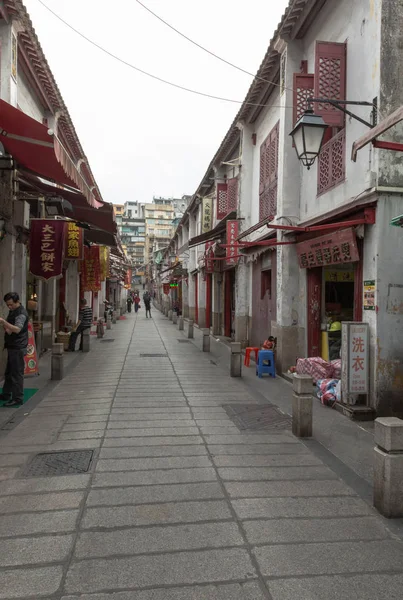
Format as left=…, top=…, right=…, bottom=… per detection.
left=19, top=171, right=116, bottom=238
left=188, top=211, right=236, bottom=248
left=391, top=215, right=403, bottom=227
left=0, top=100, right=101, bottom=208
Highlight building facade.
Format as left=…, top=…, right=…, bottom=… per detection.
left=158, top=0, right=403, bottom=418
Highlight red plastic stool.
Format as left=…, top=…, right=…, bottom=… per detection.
left=244, top=347, right=260, bottom=367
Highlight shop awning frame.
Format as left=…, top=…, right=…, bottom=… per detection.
left=0, top=100, right=101, bottom=208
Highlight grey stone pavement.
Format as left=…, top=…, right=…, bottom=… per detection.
left=1, top=311, right=403, bottom=600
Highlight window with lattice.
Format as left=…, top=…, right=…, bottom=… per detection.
left=293, top=73, right=314, bottom=125
left=216, top=183, right=228, bottom=220
left=227, top=178, right=238, bottom=212
left=259, top=122, right=279, bottom=221
left=314, top=41, right=347, bottom=194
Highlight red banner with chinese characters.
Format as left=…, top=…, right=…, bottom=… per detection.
left=64, top=222, right=84, bottom=260
left=100, top=247, right=110, bottom=281
left=124, top=269, right=132, bottom=289
left=82, top=246, right=101, bottom=292
left=24, top=321, right=39, bottom=376
left=226, top=220, right=239, bottom=266
left=296, top=227, right=360, bottom=269
left=205, top=241, right=214, bottom=274
left=163, top=283, right=170, bottom=295
left=29, top=219, right=65, bottom=281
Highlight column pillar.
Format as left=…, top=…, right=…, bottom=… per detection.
left=235, top=260, right=249, bottom=346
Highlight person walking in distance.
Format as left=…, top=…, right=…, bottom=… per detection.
left=127, top=294, right=133, bottom=313
left=134, top=293, right=141, bottom=313
left=0, top=292, right=29, bottom=407
left=143, top=291, right=152, bottom=319
left=68, top=298, right=93, bottom=352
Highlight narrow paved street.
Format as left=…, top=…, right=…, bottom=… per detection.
left=1, top=312, right=403, bottom=600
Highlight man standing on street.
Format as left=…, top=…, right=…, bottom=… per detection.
left=143, top=291, right=152, bottom=319
left=68, top=298, right=93, bottom=352
left=0, top=292, right=29, bottom=407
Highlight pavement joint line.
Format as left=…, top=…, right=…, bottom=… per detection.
left=262, top=568, right=403, bottom=580
left=43, top=314, right=139, bottom=599
left=155, top=317, right=275, bottom=600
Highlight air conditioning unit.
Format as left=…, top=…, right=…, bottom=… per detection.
left=13, top=200, right=30, bottom=230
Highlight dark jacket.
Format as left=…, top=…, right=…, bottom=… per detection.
left=5, top=305, right=29, bottom=350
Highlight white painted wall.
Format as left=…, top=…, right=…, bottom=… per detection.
left=17, top=68, right=45, bottom=121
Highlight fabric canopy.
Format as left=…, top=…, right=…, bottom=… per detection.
left=0, top=100, right=101, bottom=208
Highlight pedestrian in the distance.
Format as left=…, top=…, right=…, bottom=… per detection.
left=143, top=291, right=152, bottom=319
left=0, top=292, right=29, bottom=407
left=134, top=293, right=141, bottom=313
left=68, top=298, right=93, bottom=352
left=127, top=295, right=133, bottom=313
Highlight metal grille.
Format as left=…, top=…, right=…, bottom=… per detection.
left=217, top=183, right=228, bottom=220
left=21, top=450, right=94, bottom=477
left=318, top=129, right=345, bottom=195
left=223, top=404, right=291, bottom=432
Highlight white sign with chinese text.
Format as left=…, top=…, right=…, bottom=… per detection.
left=341, top=322, right=369, bottom=403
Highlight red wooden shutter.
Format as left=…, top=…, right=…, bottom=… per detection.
left=216, top=183, right=228, bottom=220
left=259, top=122, right=279, bottom=221
left=227, top=178, right=238, bottom=212
left=314, top=41, right=346, bottom=127
left=293, top=73, right=314, bottom=125
left=259, top=142, right=266, bottom=195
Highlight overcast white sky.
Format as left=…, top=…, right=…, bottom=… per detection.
left=23, top=0, right=289, bottom=204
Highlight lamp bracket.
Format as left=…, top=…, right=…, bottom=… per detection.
left=308, top=98, right=374, bottom=129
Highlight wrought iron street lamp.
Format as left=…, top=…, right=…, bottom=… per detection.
left=290, top=109, right=328, bottom=169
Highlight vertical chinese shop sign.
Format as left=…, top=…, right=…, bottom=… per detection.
left=64, top=222, right=84, bottom=260
left=100, top=247, right=110, bottom=281
left=341, top=322, right=369, bottom=404
left=226, top=220, right=239, bottom=266
left=82, top=246, right=101, bottom=292
left=29, top=219, right=65, bottom=280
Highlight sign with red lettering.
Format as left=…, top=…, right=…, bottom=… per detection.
left=24, top=321, right=39, bottom=376
left=296, top=228, right=359, bottom=269
left=341, top=322, right=369, bottom=402
left=163, top=283, right=170, bottom=295
left=82, top=246, right=101, bottom=292
left=124, top=269, right=132, bottom=289
left=226, top=220, right=239, bottom=266
left=29, top=219, right=65, bottom=281
left=64, top=222, right=84, bottom=260
left=205, top=241, right=214, bottom=274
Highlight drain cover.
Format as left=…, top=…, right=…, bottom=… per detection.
left=140, top=353, right=167, bottom=357
left=21, top=450, right=94, bottom=477
left=101, top=339, right=114, bottom=343
left=223, top=404, right=291, bottom=431
left=177, top=340, right=190, bottom=343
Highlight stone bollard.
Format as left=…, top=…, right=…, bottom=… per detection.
left=230, top=342, right=242, bottom=377
left=202, top=329, right=210, bottom=352
left=172, top=313, right=178, bottom=325
left=292, top=374, right=313, bottom=438
left=168, top=310, right=173, bottom=321
left=178, top=316, right=184, bottom=331
left=112, top=311, right=117, bottom=325
left=106, top=315, right=112, bottom=330
left=96, top=320, right=104, bottom=339
left=51, top=343, right=64, bottom=381
left=82, top=328, right=90, bottom=353
left=374, top=417, right=403, bottom=518
left=188, top=319, right=194, bottom=339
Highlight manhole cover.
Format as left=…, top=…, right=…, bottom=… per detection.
left=177, top=340, right=190, bottom=343
left=223, top=404, right=291, bottom=431
left=21, top=450, right=94, bottom=477
left=101, top=339, right=115, bottom=343
left=140, top=353, right=168, bottom=357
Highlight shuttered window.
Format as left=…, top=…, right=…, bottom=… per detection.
left=259, top=122, right=279, bottom=221
left=216, top=183, right=228, bottom=220
left=314, top=41, right=347, bottom=128
left=293, top=73, right=314, bottom=125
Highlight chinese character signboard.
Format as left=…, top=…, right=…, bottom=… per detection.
left=124, top=269, right=132, bottom=289
left=202, top=198, right=213, bottom=233
left=226, top=220, right=239, bottom=266
left=325, top=270, right=354, bottom=283
left=82, top=246, right=101, bottom=292
left=64, top=222, right=84, bottom=260
left=205, top=241, right=214, bottom=274
left=297, top=228, right=360, bottom=269
left=341, top=322, right=369, bottom=403
left=363, top=280, right=376, bottom=310
left=29, top=219, right=65, bottom=281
